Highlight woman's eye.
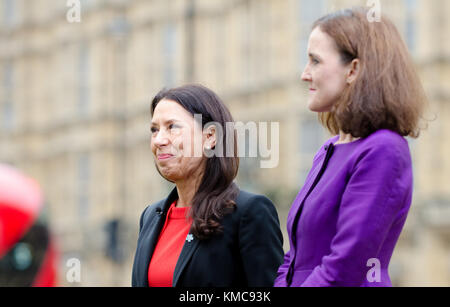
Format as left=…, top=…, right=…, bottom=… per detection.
left=169, top=124, right=179, bottom=130
left=150, top=127, right=158, bottom=133
left=311, top=58, right=319, bottom=64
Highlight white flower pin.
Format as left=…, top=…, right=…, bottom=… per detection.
left=186, top=234, right=194, bottom=243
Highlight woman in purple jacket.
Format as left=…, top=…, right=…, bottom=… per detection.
left=275, top=8, right=427, bottom=287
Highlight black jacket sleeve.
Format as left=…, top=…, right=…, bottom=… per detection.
left=238, top=194, right=284, bottom=286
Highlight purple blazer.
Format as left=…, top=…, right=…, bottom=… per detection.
left=275, top=129, right=413, bottom=287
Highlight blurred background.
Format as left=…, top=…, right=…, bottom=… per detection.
left=0, top=0, right=449, bottom=286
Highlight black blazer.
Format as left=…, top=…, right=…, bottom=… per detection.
left=131, top=187, right=284, bottom=287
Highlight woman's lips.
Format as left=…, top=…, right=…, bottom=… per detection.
left=157, top=154, right=174, bottom=160
left=309, top=88, right=317, bottom=91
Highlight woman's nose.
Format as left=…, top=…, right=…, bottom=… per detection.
left=301, top=65, right=311, bottom=82
left=153, top=130, right=170, bottom=147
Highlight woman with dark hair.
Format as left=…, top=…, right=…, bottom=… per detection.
left=132, top=84, right=284, bottom=287
left=275, top=8, right=428, bottom=287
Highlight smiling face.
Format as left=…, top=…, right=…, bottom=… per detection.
left=301, top=27, right=351, bottom=113
left=150, top=99, right=206, bottom=183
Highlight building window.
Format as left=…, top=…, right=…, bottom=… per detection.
left=404, top=0, right=417, bottom=53
left=240, top=0, right=251, bottom=88
left=299, top=118, right=325, bottom=155
left=81, top=0, right=97, bottom=11
left=299, top=0, right=325, bottom=24
left=77, top=154, right=90, bottom=219
left=214, top=16, right=226, bottom=88
left=298, top=0, right=326, bottom=68
left=299, top=117, right=326, bottom=184
left=1, top=62, right=14, bottom=131
left=3, top=0, right=15, bottom=28
left=163, top=23, right=177, bottom=87
left=236, top=126, right=260, bottom=191
left=78, top=43, right=90, bottom=117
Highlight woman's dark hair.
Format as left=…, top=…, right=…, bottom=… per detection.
left=312, top=7, right=428, bottom=138
left=151, top=84, right=239, bottom=240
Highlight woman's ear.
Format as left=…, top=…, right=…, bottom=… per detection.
left=346, top=58, right=360, bottom=84
left=203, top=124, right=217, bottom=150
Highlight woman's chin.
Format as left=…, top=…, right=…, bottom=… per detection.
left=307, top=101, right=322, bottom=112
left=160, top=172, right=178, bottom=183
left=155, top=164, right=178, bottom=182
left=307, top=100, right=332, bottom=113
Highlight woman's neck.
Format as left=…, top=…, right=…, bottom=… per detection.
left=335, top=131, right=360, bottom=145
left=175, top=182, right=196, bottom=208
left=175, top=166, right=205, bottom=208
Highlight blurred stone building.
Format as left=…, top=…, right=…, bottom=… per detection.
left=0, top=0, right=448, bottom=286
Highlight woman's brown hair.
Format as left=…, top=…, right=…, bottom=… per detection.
left=151, top=84, right=239, bottom=240
left=313, top=7, right=427, bottom=138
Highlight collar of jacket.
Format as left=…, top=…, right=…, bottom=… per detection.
left=134, top=187, right=201, bottom=287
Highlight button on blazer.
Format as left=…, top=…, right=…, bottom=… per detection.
left=132, top=187, right=284, bottom=287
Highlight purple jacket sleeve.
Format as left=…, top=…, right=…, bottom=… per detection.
left=274, top=249, right=291, bottom=286
left=301, top=140, right=411, bottom=286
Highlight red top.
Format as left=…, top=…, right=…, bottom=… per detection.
left=148, top=201, right=192, bottom=287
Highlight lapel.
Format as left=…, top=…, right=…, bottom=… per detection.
left=135, top=187, right=178, bottom=286
left=287, top=144, right=334, bottom=239
left=172, top=186, right=242, bottom=286
left=172, top=231, right=201, bottom=287
left=285, top=144, right=335, bottom=286
left=286, top=162, right=321, bottom=233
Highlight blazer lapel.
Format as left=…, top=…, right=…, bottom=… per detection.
left=134, top=187, right=178, bottom=286
left=287, top=146, right=330, bottom=233
left=172, top=233, right=200, bottom=287
left=286, top=166, right=319, bottom=233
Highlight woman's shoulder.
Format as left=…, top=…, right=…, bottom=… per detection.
left=236, top=189, right=272, bottom=205
left=364, top=129, right=408, bottom=146
left=234, top=189, right=278, bottom=215
left=358, top=129, right=410, bottom=155
left=348, top=129, right=412, bottom=171
left=228, top=189, right=280, bottom=229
